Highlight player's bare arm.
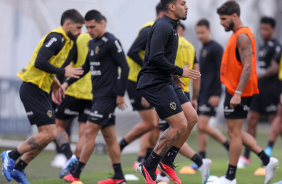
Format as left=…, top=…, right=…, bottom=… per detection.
left=230, top=33, right=253, bottom=109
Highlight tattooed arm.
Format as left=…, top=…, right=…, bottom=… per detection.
left=230, top=33, right=253, bottom=109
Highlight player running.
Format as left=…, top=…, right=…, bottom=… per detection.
left=62, top=10, right=129, bottom=184
left=1, top=9, right=84, bottom=184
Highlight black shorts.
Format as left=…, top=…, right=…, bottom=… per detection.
left=127, top=80, right=153, bottom=111
left=223, top=89, right=253, bottom=119
left=55, top=95, right=92, bottom=123
left=249, top=92, right=279, bottom=115
left=198, top=96, right=216, bottom=117
left=139, top=83, right=189, bottom=119
left=20, top=82, right=55, bottom=127
left=158, top=92, right=190, bottom=131
left=87, top=97, right=116, bottom=127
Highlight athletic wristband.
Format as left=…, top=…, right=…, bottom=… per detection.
left=235, top=90, right=242, bottom=95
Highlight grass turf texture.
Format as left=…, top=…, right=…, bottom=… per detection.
left=1, top=128, right=282, bottom=184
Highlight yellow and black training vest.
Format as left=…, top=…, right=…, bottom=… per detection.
left=175, top=36, right=196, bottom=93
left=127, top=21, right=155, bottom=82
left=65, top=33, right=93, bottom=100
left=17, top=27, right=73, bottom=94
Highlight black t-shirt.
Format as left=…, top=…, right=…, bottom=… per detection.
left=198, top=40, right=223, bottom=100
left=67, top=32, right=129, bottom=99
left=137, top=15, right=183, bottom=89
left=127, top=27, right=151, bottom=66
left=34, top=33, right=67, bottom=75
left=257, top=39, right=281, bottom=93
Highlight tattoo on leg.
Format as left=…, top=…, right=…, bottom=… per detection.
left=27, top=136, right=40, bottom=150
left=56, top=130, right=68, bottom=147
left=27, top=137, right=48, bottom=151
left=154, top=128, right=184, bottom=156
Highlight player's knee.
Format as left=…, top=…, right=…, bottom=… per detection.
left=197, top=123, right=206, bottom=132
left=47, top=129, right=57, bottom=142
left=189, top=113, right=198, bottom=127
left=227, top=128, right=240, bottom=138
left=172, top=120, right=187, bottom=134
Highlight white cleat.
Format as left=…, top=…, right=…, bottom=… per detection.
left=237, top=156, right=251, bottom=169
left=51, top=153, right=67, bottom=168
left=264, top=157, right=279, bottom=184
left=208, top=176, right=236, bottom=184
left=198, top=158, right=212, bottom=184
left=156, top=173, right=170, bottom=183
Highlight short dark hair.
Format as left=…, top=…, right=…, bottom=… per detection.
left=161, top=0, right=176, bottom=11
left=85, top=10, right=103, bottom=22
left=102, top=15, right=107, bottom=23
left=260, top=16, right=276, bottom=28
left=196, top=19, right=210, bottom=29
left=217, top=0, right=240, bottom=17
left=178, top=22, right=186, bottom=31
left=156, top=2, right=164, bottom=16
left=60, top=9, right=84, bottom=26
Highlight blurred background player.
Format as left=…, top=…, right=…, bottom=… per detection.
left=238, top=16, right=281, bottom=168
left=53, top=32, right=92, bottom=178
left=193, top=18, right=229, bottom=169
left=157, top=22, right=211, bottom=184
left=63, top=10, right=129, bottom=184
left=119, top=2, right=163, bottom=170
left=1, top=9, right=84, bottom=184
left=212, top=1, right=279, bottom=183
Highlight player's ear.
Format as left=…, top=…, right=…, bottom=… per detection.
left=169, top=3, right=176, bottom=11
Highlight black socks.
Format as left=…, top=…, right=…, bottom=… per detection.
left=226, top=164, right=237, bottom=180
left=160, top=146, right=180, bottom=166
left=14, top=159, right=28, bottom=171
left=258, top=151, right=270, bottom=166
left=113, top=163, right=124, bottom=179
left=72, top=161, right=85, bottom=179
left=8, top=149, right=22, bottom=160
left=191, top=154, right=203, bottom=167
left=119, top=139, right=128, bottom=152
left=61, top=143, right=73, bottom=159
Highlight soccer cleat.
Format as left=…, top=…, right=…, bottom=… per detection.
left=208, top=176, right=237, bottom=184
left=1, top=150, right=16, bottom=181
left=264, top=157, right=279, bottom=184
left=64, top=174, right=80, bottom=183
left=137, top=164, right=156, bottom=184
left=60, top=155, right=78, bottom=178
left=133, top=161, right=140, bottom=171
left=97, top=178, right=127, bottom=184
left=11, top=169, right=30, bottom=184
left=237, top=156, right=251, bottom=169
left=189, top=163, right=199, bottom=170
left=51, top=153, right=67, bottom=168
left=273, top=180, right=282, bottom=184
left=198, top=159, right=212, bottom=184
left=264, top=147, right=273, bottom=157
left=158, top=162, right=181, bottom=184
left=156, top=173, right=170, bottom=183
left=71, top=181, right=84, bottom=184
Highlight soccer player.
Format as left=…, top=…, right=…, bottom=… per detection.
left=63, top=10, right=129, bottom=184
left=1, top=9, right=84, bottom=184
left=238, top=16, right=281, bottom=168
left=157, top=22, right=211, bottom=184
left=53, top=32, right=92, bottom=178
left=211, top=1, right=279, bottom=183
left=136, top=0, right=202, bottom=183
left=194, top=18, right=229, bottom=163
left=119, top=2, right=163, bottom=169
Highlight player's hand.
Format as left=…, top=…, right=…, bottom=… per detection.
left=116, top=96, right=128, bottom=111
left=181, top=64, right=201, bottom=79
left=52, top=79, right=65, bottom=105
left=61, top=82, right=69, bottom=92
left=230, top=93, right=241, bottom=109
left=191, top=99, right=198, bottom=110
left=64, top=62, right=84, bottom=78
left=173, top=75, right=186, bottom=90
left=141, top=97, right=150, bottom=108
left=208, top=96, right=220, bottom=107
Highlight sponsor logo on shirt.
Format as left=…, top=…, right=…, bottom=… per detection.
left=90, top=50, right=94, bottom=56
left=64, top=109, right=79, bottom=116
left=114, top=40, right=123, bottom=53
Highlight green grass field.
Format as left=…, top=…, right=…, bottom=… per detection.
left=1, top=127, right=282, bottom=184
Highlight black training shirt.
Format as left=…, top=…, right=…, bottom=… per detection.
left=257, top=39, right=281, bottom=93
left=137, top=15, right=183, bottom=89
left=34, top=33, right=67, bottom=75
left=67, top=32, right=129, bottom=99
left=198, top=40, right=223, bottom=99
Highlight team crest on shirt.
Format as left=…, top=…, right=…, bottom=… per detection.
left=170, top=102, right=177, bottom=110
left=95, top=46, right=100, bottom=54
left=201, top=49, right=208, bottom=58
left=47, top=110, right=53, bottom=118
